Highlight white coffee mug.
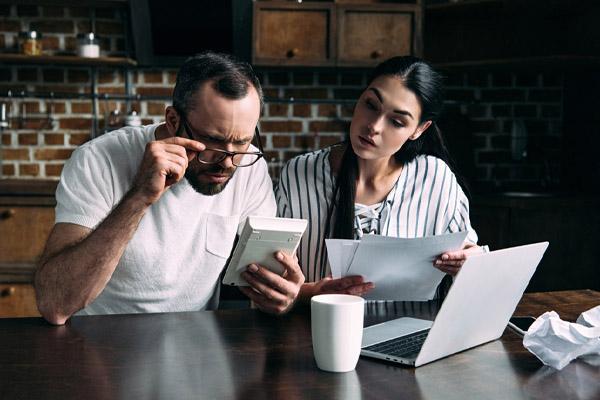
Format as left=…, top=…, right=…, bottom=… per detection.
left=311, top=294, right=365, bottom=372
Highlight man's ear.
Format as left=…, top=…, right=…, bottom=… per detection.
left=164, top=106, right=180, bottom=135
left=409, top=120, right=432, bottom=141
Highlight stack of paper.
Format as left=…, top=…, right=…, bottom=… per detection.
left=326, top=232, right=467, bottom=301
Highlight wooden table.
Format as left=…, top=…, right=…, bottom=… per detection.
left=0, top=290, right=598, bottom=399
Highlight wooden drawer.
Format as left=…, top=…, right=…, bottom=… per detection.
left=0, top=205, right=55, bottom=263
left=337, top=4, right=420, bottom=67
left=252, top=1, right=422, bottom=67
left=0, top=283, right=40, bottom=318
left=253, top=2, right=336, bottom=66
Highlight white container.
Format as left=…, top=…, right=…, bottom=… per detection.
left=124, top=111, right=142, bottom=127
left=311, top=294, right=365, bottom=372
left=77, top=33, right=100, bottom=58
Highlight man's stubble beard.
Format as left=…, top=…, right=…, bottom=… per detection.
left=184, top=164, right=237, bottom=196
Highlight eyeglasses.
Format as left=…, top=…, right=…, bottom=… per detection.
left=179, top=117, right=264, bottom=168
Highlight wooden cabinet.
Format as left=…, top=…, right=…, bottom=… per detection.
left=471, top=194, right=600, bottom=293
left=252, top=1, right=423, bottom=67
left=0, top=283, right=40, bottom=318
left=253, top=2, right=336, bottom=66
left=0, top=180, right=57, bottom=318
left=337, top=3, right=422, bottom=67
left=0, top=205, right=55, bottom=264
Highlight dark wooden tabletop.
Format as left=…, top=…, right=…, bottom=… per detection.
left=0, top=290, right=598, bottom=400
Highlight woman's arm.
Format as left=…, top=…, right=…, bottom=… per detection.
left=297, top=276, right=374, bottom=304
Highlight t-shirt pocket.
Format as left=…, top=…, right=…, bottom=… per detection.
left=205, top=213, right=239, bottom=259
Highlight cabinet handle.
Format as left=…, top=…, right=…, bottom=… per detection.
left=1, top=286, right=16, bottom=297
left=286, top=48, right=299, bottom=58
left=1, top=208, right=16, bottom=219
left=371, top=50, right=383, bottom=59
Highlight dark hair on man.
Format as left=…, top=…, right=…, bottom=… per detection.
left=172, top=51, right=264, bottom=117
left=329, top=56, right=468, bottom=240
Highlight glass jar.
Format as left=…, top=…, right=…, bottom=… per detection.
left=18, top=31, right=42, bottom=56
left=77, top=32, right=100, bottom=58
left=105, top=109, right=123, bottom=132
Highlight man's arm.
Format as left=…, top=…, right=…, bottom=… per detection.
left=34, top=190, right=152, bottom=325
left=34, top=137, right=204, bottom=325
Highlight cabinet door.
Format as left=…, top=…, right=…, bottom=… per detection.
left=337, top=4, right=422, bottom=67
left=0, top=206, right=54, bottom=263
left=0, top=283, right=40, bottom=318
left=253, top=2, right=336, bottom=66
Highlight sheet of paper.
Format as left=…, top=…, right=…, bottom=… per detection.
left=325, top=239, right=360, bottom=279
left=346, top=232, right=467, bottom=301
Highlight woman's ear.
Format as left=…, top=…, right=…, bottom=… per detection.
left=409, top=120, right=432, bottom=141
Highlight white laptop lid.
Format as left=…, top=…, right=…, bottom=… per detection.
left=415, top=242, right=549, bottom=367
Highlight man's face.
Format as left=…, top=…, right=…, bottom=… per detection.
left=180, top=82, right=261, bottom=196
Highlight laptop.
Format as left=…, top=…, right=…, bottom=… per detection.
left=360, top=241, right=549, bottom=367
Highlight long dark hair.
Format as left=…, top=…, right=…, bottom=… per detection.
left=329, top=56, right=467, bottom=240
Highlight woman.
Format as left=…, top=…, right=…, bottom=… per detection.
left=275, top=56, right=485, bottom=303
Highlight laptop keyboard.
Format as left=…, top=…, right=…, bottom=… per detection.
left=363, top=329, right=430, bottom=359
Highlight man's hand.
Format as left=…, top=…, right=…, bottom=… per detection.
left=238, top=251, right=305, bottom=315
left=299, top=276, right=374, bottom=304
left=433, top=242, right=484, bottom=276
left=130, top=137, right=205, bottom=207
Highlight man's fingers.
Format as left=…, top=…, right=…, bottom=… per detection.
left=240, top=271, right=284, bottom=302
left=161, top=136, right=206, bottom=151
left=236, top=252, right=305, bottom=316
left=160, top=136, right=205, bottom=162
left=274, top=252, right=305, bottom=284
left=242, top=265, right=296, bottom=296
left=238, top=280, right=293, bottom=315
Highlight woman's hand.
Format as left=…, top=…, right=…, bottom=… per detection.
left=433, top=242, right=485, bottom=276
left=299, top=275, right=374, bottom=304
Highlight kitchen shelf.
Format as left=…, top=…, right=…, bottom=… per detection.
left=0, top=53, right=136, bottom=67
left=0, top=0, right=126, bottom=6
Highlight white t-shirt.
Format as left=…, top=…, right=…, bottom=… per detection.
left=55, top=123, right=276, bottom=315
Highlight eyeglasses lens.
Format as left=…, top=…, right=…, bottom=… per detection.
left=197, top=150, right=260, bottom=167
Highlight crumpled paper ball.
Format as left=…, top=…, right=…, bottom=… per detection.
left=523, top=306, right=600, bottom=370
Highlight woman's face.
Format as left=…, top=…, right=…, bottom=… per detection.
left=349, top=74, right=431, bottom=162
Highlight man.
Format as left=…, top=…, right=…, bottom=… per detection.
left=34, top=51, right=304, bottom=325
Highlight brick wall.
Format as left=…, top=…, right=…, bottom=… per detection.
left=0, top=5, right=564, bottom=193
left=444, top=70, right=563, bottom=192
left=257, top=68, right=564, bottom=192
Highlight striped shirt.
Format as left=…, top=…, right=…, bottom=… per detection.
left=275, top=146, right=479, bottom=283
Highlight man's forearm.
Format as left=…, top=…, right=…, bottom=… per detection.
left=34, top=192, right=151, bottom=325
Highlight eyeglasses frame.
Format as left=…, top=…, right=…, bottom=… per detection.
left=179, top=115, right=264, bottom=168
